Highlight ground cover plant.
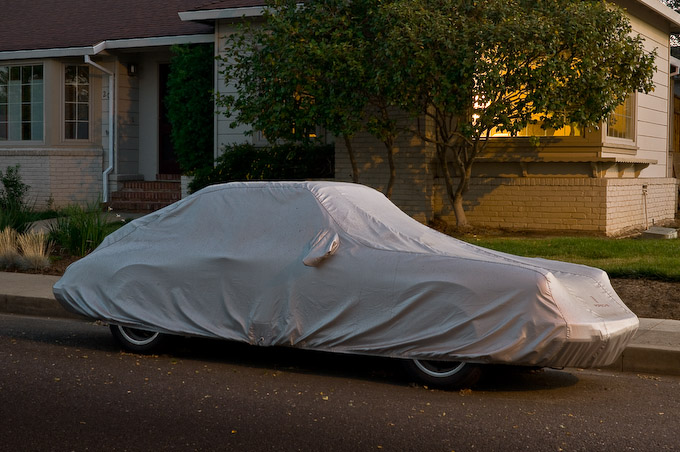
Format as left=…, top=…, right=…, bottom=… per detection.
left=459, top=234, right=680, bottom=281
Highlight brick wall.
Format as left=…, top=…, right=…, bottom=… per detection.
left=0, top=149, right=102, bottom=209
left=336, top=136, right=678, bottom=236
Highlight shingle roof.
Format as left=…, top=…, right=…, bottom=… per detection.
left=0, top=0, right=214, bottom=52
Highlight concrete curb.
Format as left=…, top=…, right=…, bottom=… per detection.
left=0, top=293, right=85, bottom=320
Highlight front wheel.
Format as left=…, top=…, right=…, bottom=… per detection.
left=109, top=324, right=166, bottom=353
left=402, top=359, right=482, bottom=389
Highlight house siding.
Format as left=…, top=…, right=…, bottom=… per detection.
left=607, top=14, right=671, bottom=178
left=215, top=20, right=254, bottom=155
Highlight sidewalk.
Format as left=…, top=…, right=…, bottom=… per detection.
left=1, top=271, right=680, bottom=377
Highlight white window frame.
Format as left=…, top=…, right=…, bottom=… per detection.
left=0, top=63, right=44, bottom=142
left=604, top=93, right=637, bottom=144
left=63, top=63, right=91, bottom=141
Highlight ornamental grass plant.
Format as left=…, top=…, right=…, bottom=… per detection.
left=0, top=227, right=20, bottom=269
left=17, top=231, right=52, bottom=270
left=0, top=227, right=53, bottom=271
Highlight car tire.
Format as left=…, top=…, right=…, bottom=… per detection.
left=109, top=324, right=166, bottom=353
left=402, top=359, right=482, bottom=389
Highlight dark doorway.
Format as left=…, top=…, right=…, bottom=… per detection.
left=158, top=63, right=181, bottom=175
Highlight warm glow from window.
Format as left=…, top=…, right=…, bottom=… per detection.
left=606, top=96, right=633, bottom=140
left=490, top=120, right=582, bottom=137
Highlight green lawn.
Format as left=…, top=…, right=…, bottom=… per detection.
left=458, top=235, right=680, bottom=281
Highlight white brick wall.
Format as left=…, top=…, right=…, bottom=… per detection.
left=1, top=148, right=102, bottom=209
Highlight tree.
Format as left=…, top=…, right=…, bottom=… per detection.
left=165, top=44, right=215, bottom=174
left=217, top=0, right=404, bottom=197
left=218, top=0, right=655, bottom=227
left=382, top=0, right=656, bottom=227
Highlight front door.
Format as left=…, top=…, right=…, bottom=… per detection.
left=158, top=63, right=181, bottom=175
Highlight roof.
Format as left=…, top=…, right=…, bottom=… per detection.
left=179, top=0, right=267, bottom=21
left=626, top=0, right=680, bottom=33
left=0, top=0, right=214, bottom=56
left=180, top=0, right=680, bottom=34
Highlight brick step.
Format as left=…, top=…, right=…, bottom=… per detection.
left=108, top=200, right=175, bottom=213
left=156, top=173, right=181, bottom=181
left=109, top=179, right=182, bottom=213
left=119, top=180, right=181, bottom=191
left=110, top=191, right=181, bottom=202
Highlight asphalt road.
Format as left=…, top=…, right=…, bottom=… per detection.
left=1, top=314, right=679, bottom=451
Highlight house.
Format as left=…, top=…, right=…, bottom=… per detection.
left=3, top=0, right=680, bottom=236
left=0, top=0, right=214, bottom=210
left=183, top=0, right=680, bottom=236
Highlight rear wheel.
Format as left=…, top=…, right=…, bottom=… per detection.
left=402, top=359, right=482, bottom=389
left=109, top=324, right=166, bottom=353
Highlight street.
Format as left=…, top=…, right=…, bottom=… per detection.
left=1, top=314, right=679, bottom=451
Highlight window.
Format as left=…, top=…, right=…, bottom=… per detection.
left=64, top=65, right=89, bottom=140
left=0, top=64, right=44, bottom=141
left=606, top=96, right=634, bottom=140
left=490, top=113, right=582, bottom=138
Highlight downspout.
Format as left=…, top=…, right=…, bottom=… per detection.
left=84, top=55, right=115, bottom=203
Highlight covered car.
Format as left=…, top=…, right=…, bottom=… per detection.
left=53, top=181, right=638, bottom=387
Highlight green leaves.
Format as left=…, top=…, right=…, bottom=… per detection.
left=217, top=0, right=656, bottom=224
left=166, top=44, right=215, bottom=174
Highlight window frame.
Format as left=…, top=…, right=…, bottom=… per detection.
left=63, top=63, right=91, bottom=142
left=604, top=94, right=637, bottom=145
left=0, top=63, right=45, bottom=143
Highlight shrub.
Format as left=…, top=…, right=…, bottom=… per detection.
left=0, top=164, right=29, bottom=210
left=165, top=44, right=215, bottom=174
left=0, top=165, right=33, bottom=233
left=49, top=204, right=117, bottom=257
left=189, top=142, right=335, bottom=193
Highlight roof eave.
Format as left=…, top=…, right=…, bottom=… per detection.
left=179, top=6, right=266, bottom=21
left=0, top=34, right=214, bottom=61
left=632, top=0, right=680, bottom=33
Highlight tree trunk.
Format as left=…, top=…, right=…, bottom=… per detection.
left=344, top=135, right=359, bottom=183
left=437, top=144, right=470, bottom=229
left=452, top=191, right=469, bottom=229
left=384, top=138, right=396, bottom=199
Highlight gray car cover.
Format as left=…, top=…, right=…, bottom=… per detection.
left=53, top=181, right=638, bottom=368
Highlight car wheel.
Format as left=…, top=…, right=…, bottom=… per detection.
left=109, top=324, right=166, bottom=353
left=402, top=359, right=482, bottom=389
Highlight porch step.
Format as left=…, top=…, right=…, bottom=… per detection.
left=109, top=179, right=181, bottom=213
left=156, top=173, right=181, bottom=181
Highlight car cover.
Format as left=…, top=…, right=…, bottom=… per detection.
left=53, top=181, right=638, bottom=368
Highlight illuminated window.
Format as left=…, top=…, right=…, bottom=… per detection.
left=606, top=96, right=634, bottom=140
left=490, top=120, right=582, bottom=137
